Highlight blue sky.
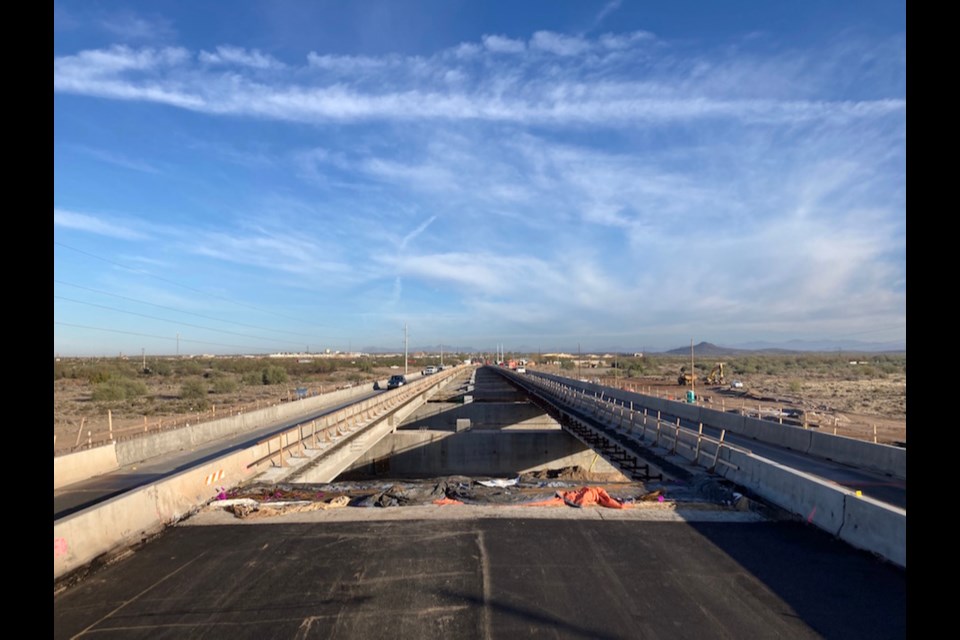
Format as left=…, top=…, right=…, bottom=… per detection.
left=54, top=1, right=906, bottom=356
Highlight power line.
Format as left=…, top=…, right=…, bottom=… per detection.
left=53, top=321, right=275, bottom=352
left=55, top=296, right=308, bottom=348
left=54, top=279, right=330, bottom=342
left=54, top=240, right=325, bottom=326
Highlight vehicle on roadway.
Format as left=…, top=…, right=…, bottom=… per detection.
left=387, top=374, right=408, bottom=389
left=422, top=366, right=437, bottom=375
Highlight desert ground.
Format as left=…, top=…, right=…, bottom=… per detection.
left=53, top=354, right=906, bottom=455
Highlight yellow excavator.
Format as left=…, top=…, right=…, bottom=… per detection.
left=705, top=362, right=726, bottom=385
left=678, top=362, right=726, bottom=386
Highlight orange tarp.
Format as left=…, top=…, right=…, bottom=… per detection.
left=520, top=487, right=632, bottom=509
left=559, top=486, right=630, bottom=509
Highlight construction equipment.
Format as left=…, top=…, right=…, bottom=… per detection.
left=678, top=368, right=694, bottom=386
left=705, top=362, right=726, bottom=385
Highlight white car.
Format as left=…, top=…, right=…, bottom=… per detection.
left=422, top=366, right=437, bottom=375
left=515, top=366, right=526, bottom=374
left=730, top=380, right=744, bottom=389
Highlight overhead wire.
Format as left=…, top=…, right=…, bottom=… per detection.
left=54, top=279, right=323, bottom=341
left=53, top=321, right=275, bottom=352
left=54, top=240, right=328, bottom=326
left=55, top=295, right=309, bottom=348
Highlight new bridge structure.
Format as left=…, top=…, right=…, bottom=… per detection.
left=54, top=364, right=907, bottom=639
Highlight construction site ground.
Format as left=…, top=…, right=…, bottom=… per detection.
left=54, top=364, right=906, bottom=454
left=592, top=375, right=906, bottom=447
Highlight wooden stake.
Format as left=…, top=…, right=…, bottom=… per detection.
left=75, top=417, right=86, bottom=447
left=695, top=423, right=703, bottom=464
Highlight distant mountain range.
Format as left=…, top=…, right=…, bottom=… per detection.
left=661, top=340, right=905, bottom=356
left=359, top=339, right=905, bottom=356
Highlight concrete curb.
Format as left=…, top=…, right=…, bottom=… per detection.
left=55, top=441, right=266, bottom=580
left=54, top=444, right=119, bottom=490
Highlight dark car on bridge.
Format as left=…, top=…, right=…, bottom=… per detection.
left=387, top=374, right=408, bottom=389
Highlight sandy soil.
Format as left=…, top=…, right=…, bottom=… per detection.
left=54, top=364, right=906, bottom=454
left=53, top=368, right=389, bottom=454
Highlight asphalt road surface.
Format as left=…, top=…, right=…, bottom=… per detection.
left=54, top=515, right=906, bottom=639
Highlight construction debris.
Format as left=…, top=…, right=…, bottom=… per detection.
left=224, top=495, right=350, bottom=519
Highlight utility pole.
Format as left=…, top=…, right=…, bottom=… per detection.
left=690, top=338, right=696, bottom=399
left=578, top=343, right=582, bottom=381
left=440, top=343, right=444, bottom=367
left=176, top=332, right=180, bottom=357
left=404, top=323, right=408, bottom=376
left=141, top=348, right=145, bottom=372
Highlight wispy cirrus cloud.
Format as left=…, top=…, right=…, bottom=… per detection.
left=182, top=210, right=362, bottom=285
left=70, top=145, right=161, bottom=174
left=482, top=34, right=526, bottom=54
left=591, top=0, right=624, bottom=31
left=53, top=23, right=905, bottom=350
left=530, top=31, right=591, bottom=56
left=53, top=32, right=905, bottom=128
left=399, top=216, right=437, bottom=250
left=54, top=208, right=149, bottom=240
left=199, top=46, right=285, bottom=70
left=98, top=12, right=176, bottom=42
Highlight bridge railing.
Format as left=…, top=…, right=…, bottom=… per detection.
left=246, top=368, right=461, bottom=471
left=496, top=367, right=905, bottom=568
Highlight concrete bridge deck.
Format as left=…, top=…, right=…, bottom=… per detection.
left=54, top=508, right=906, bottom=639
left=54, top=365, right=906, bottom=638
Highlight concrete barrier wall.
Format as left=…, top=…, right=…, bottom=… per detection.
left=717, top=449, right=847, bottom=535
left=713, top=448, right=905, bottom=567
left=731, top=413, right=764, bottom=441
left=706, top=409, right=746, bottom=433
left=529, top=370, right=904, bottom=479
left=662, top=399, right=701, bottom=424
left=55, top=439, right=269, bottom=580
left=115, top=405, right=282, bottom=466
left=839, top=494, right=906, bottom=568
left=743, top=417, right=814, bottom=453
left=113, top=383, right=378, bottom=467
left=54, top=444, right=119, bottom=490
left=808, top=431, right=906, bottom=480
